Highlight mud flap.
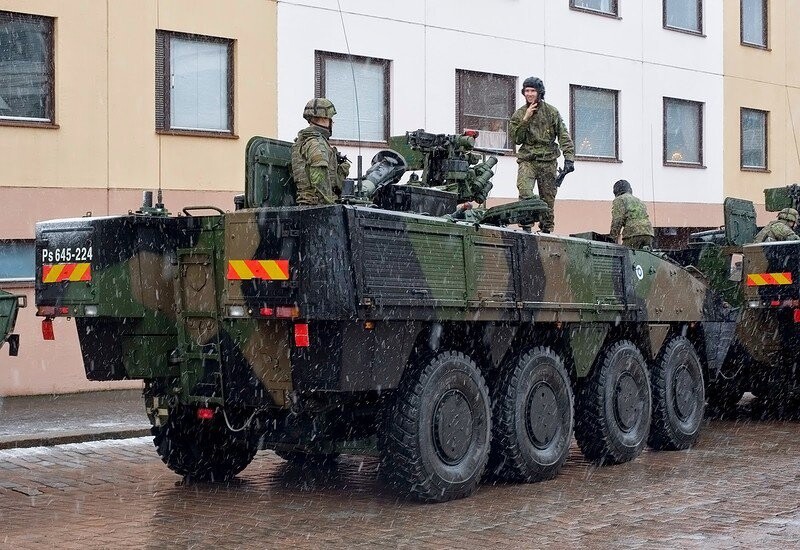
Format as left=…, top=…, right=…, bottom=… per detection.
left=702, top=321, right=736, bottom=376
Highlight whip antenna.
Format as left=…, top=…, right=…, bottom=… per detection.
left=336, top=0, right=363, bottom=188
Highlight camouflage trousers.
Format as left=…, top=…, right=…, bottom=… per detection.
left=623, top=235, right=653, bottom=250
left=517, top=159, right=557, bottom=232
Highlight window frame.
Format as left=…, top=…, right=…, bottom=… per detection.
left=662, top=97, right=705, bottom=168
left=0, top=239, right=35, bottom=283
left=740, top=107, right=769, bottom=172
left=740, top=0, right=769, bottom=50
left=0, top=10, right=56, bottom=129
left=315, top=50, right=391, bottom=146
left=662, top=0, right=704, bottom=36
left=569, top=0, right=620, bottom=18
left=155, top=30, right=236, bottom=138
left=454, top=69, right=516, bottom=152
left=569, top=84, right=621, bottom=163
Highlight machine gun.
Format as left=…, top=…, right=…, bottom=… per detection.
left=402, top=129, right=497, bottom=205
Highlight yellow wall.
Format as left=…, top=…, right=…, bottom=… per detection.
left=0, top=0, right=277, bottom=199
left=723, top=0, right=800, bottom=204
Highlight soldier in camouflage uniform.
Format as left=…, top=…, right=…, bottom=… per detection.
left=753, top=208, right=800, bottom=243
left=291, top=98, right=351, bottom=205
left=509, top=77, right=575, bottom=233
left=609, top=179, right=654, bottom=250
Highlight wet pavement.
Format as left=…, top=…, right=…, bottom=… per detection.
left=0, top=390, right=148, bottom=449
left=1, top=418, right=799, bottom=548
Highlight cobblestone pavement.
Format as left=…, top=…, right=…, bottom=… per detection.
left=1, top=419, right=799, bottom=549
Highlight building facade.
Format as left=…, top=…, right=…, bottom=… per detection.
left=0, top=0, right=796, bottom=395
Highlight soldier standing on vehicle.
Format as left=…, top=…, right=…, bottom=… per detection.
left=509, top=76, right=575, bottom=233
left=291, top=98, right=351, bottom=205
left=753, top=208, right=800, bottom=243
left=609, top=179, right=654, bottom=250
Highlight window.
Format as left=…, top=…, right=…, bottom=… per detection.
left=0, top=241, right=34, bottom=281
left=663, top=0, right=703, bottom=34
left=0, top=11, right=54, bottom=125
left=455, top=70, right=515, bottom=151
left=570, top=85, right=619, bottom=161
left=741, top=108, right=768, bottom=170
left=663, top=98, right=703, bottom=166
left=570, top=0, right=618, bottom=17
left=741, top=0, right=768, bottom=48
left=155, top=31, right=234, bottom=135
left=315, top=51, right=390, bottom=144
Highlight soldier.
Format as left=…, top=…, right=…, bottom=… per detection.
left=609, top=179, right=654, bottom=250
left=753, top=208, right=800, bottom=243
left=291, top=98, right=351, bottom=205
left=509, top=76, right=575, bottom=233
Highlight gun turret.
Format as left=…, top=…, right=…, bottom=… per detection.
left=403, top=129, right=496, bottom=204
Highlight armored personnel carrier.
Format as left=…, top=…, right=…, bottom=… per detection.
left=34, top=130, right=733, bottom=501
left=0, top=289, right=25, bottom=356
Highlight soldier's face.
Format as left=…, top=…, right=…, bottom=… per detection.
left=523, top=87, right=539, bottom=104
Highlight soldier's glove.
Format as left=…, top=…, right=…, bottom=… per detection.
left=336, top=152, right=349, bottom=164
left=563, top=159, right=575, bottom=174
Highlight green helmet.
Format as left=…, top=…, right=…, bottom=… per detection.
left=778, top=207, right=799, bottom=224
left=303, top=98, right=337, bottom=121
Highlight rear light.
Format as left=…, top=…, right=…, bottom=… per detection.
left=37, top=305, right=69, bottom=317
left=84, top=305, right=99, bottom=316
left=41, top=318, right=55, bottom=341
left=794, top=309, right=800, bottom=323
left=747, top=301, right=761, bottom=309
left=276, top=306, right=300, bottom=319
left=770, top=300, right=781, bottom=307
left=259, top=307, right=274, bottom=317
left=196, top=407, right=215, bottom=420
left=294, top=323, right=310, bottom=347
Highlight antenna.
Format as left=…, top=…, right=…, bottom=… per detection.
left=648, top=123, right=658, bottom=228
left=336, top=1, right=364, bottom=188
left=788, top=88, right=800, bottom=171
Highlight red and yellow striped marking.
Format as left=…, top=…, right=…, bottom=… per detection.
left=746, top=272, right=793, bottom=286
left=227, top=260, right=290, bottom=281
left=42, top=263, right=92, bottom=283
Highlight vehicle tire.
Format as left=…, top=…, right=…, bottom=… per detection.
left=489, top=346, right=573, bottom=482
left=648, top=336, right=705, bottom=450
left=381, top=351, right=491, bottom=502
left=575, top=340, right=652, bottom=465
left=152, top=407, right=257, bottom=482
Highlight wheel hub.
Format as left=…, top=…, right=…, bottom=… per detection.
left=614, top=372, right=642, bottom=432
left=433, top=389, right=474, bottom=465
left=673, top=365, right=697, bottom=420
left=526, top=381, right=559, bottom=449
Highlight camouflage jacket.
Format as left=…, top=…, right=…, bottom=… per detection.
left=753, top=219, right=800, bottom=243
left=509, top=101, right=575, bottom=163
left=610, top=193, right=654, bottom=240
left=291, top=125, right=348, bottom=205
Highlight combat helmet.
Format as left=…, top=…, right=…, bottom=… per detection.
left=613, top=179, right=632, bottom=197
left=303, top=98, right=337, bottom=121
left=778, top=207, right=799, bottom=225
left=521, top=76, right=545, bottom=100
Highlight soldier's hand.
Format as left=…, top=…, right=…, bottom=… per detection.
left=523, top=101, right=538, bottom=121
left=563, top=159, right=575, bottom=174
left=336, top=152, right=349, bottom=164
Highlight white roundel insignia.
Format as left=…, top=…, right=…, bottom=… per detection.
left=635, top=265, right=644, bottom=281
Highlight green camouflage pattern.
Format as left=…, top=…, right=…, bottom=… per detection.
left=610, top=193, right=655, bottom=242
left=291, top=125, right=341, bottom=205
left=752, top=219, right=800, bottom=243
left=33, top=130, right=734, bottom=501
left=509, top=102, right=575, bottom=163
left=0, top=289, right=24, bottom=356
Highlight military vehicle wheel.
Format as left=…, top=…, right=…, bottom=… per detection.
left=576, top=340, right=652, bottom=465
left=489, top=346, right=573, bottom=482
left=648, top=336, right=705, bottom=451
left=381, top=351, right=491, bottom=502
left=152, top=407, right=257, bottom=482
